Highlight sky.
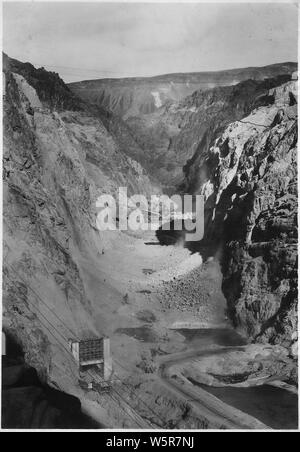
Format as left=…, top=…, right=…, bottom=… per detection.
left=2, top=1, right=298, bottom=82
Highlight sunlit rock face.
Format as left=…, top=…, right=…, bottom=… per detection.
left=187, top=80, right=297, bottom=353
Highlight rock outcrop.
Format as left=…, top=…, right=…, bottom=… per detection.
left=186, top=80, right=298, bottom=356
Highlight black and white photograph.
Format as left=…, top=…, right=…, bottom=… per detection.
left=0, top=0, right=299, bottom=433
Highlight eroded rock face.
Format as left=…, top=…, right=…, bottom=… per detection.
left=187, top=80, right=297, bottom=354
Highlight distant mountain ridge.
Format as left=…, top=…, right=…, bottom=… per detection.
left=69, top=62, right=297, bottom=119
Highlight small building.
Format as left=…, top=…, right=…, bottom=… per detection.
left=69, top=337, right=112, bottom=381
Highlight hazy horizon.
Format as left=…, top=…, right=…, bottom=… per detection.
left=3, top=2, right=298, bottom=83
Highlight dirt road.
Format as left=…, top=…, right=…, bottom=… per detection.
left=157, top=348, right=269, bottom=430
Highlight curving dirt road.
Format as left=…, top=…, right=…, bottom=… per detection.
left=157, top=348, right=269, bottom=430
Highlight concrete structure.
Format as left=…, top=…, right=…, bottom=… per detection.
left=292, top=71, right=298, bottom=81
left=69, top=337, right=112, bottom=380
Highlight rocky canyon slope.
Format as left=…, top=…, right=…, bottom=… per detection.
left=185, top=79, right=298, bottom=358
left=2, top=52, right=158, bottom=383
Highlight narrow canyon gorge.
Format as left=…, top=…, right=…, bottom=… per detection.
left=2, top=52, right=298, bottom=430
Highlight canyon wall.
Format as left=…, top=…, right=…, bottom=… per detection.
left=185, top=80, right=298, bottom=354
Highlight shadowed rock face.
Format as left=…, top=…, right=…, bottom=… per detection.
left=2, top=337, right=99, bottom=429
left=185, top=80, right=298, bottom=354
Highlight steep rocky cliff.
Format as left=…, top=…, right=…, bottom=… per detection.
left=185, top=80, right=298, bottom=356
